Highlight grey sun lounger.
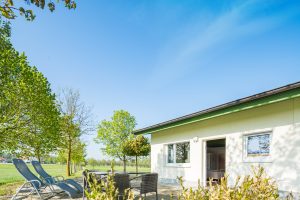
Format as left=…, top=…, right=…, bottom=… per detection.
left=12, top=159, right=81, bottom=199
left=31, top=160, right=83, bottom=193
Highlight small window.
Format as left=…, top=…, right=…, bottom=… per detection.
left=167, top=142, right=190, bottom=164
left=246, top=133, right=270, bottom=157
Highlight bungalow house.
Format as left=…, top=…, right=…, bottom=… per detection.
left=134, top=82, right=300, bottom=193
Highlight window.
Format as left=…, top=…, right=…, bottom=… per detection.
left=245, top=133, right=271, bottom=157
left=167, top=142, right=190, bottom=164
left=168, top=144, right=174, bottom=163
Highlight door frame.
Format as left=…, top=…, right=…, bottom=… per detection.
left=202, top=136, right=226, bottom=186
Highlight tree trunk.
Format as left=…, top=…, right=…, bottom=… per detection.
left=123, top=155, right=126, bottom=172
left=67, top=140, right=71, bottom=176
left=36, top=149, right=41, bottom=163
left=135, top=155, right=138, bottom=174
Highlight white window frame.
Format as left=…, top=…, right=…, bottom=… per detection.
left=243, top=129, right=273, bottom=163
left=165, top=141, right=191, bottom=167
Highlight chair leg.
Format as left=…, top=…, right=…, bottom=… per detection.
left=32, top=187, right=43, bottom=200
left=11, top=187, right=21, bottom=199
left=82, top=185, right=85, bottom=200
left=11, top=190, right=19, bottom=199
left=156, top=191, right=158, bottom=200
left=11, top=182, right=28, bottom=200
left=46, top=185, right=55, bottom=196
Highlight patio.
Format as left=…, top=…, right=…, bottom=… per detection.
left=8, top=178, right=180, bottom=200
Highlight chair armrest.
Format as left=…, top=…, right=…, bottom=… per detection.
left=41, top=176, right=55, bottom=184
left=54, top=176, right=65, bottom=182
left=26, top=180, right=42, bottom=189
left=129, top=175, right=143, bottom=181
left=98, top=176, right=108, bottom=183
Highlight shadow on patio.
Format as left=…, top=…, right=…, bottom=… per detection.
left=6, top=178, right=180, bottom=200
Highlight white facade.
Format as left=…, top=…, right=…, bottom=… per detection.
left=151, top=97, right=300, bottom=192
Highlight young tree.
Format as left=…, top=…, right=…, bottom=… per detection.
left=57, top=137, right=87, bottom=173
left=71, top=139, right=86, bottom=173
left=124, top=135, right=150, bottom=173
left=95, top=110, right=136, bottom=172
left=58, top=88, right=93, bottom=176
left=0, top=0, right=76, bottom=21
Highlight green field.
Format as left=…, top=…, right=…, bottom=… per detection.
left=0, top=163, right=71, bottom=185
left=0, top=163, right=150, bottom=196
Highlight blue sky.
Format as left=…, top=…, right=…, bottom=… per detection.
left=9, top=0, right=300, bottom=159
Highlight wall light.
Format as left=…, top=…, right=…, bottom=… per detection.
left=193, top=136, right=199, bottom=143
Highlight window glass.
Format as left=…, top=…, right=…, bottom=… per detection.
left=168, top=144, right=174, bottom=163
left=247, top=134, right=270, bottom=156
left=176, top=142, right=190, bottom=163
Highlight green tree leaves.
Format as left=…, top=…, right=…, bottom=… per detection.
left=0, top=0, right=76, bottom=21
left=0, top=18, right=90, bottom=171
left=124, top=135, right=150, bottom=173
left=95, top=110, right=136, bottom=172
left=0, top=19, right=61, bottom=158
left=124, top=135, right=150, bottom=158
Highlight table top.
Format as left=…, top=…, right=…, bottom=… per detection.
left=88, top=171, right=147, bottom=176
left=90, top=171, right=109, bottom=175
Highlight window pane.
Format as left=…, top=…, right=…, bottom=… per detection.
left=247, top=134, right=270, bottom=156
left=176, top=142, right=190, bottom=163
left=168, top=144, right=174, bottom=163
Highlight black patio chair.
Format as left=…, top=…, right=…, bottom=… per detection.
left=130, top=173, right=158, bottom=200
left=114, top=173, right=130, bottom=200
left=12, top=158, right=81, bottom=199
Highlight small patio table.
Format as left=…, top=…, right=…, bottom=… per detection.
left=90, top=171, right=147, bottom=177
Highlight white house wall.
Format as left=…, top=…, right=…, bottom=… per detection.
left=151, top=97, right=300, bottom=192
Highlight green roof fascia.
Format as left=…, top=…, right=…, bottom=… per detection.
left=135, top=87, right=300, bottom=135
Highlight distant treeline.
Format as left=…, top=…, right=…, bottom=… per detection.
left=86, top=158, right=150, bottom=168
left=0, top=153, right=150, bottom=168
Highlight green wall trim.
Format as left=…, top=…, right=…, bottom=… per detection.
left=135, top=88, right=300, bottom=135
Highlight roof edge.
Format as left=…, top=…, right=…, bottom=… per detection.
left=134, top=81, right=300, bottom=135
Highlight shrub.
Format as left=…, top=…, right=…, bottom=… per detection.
left=177, top=166, right=292, bottom=200
left=85, top=165, right=136, bottom=200
left=85, top=174, right=117, bottom=200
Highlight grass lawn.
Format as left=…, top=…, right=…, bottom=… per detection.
left=0, top=163, right=150, bottom=196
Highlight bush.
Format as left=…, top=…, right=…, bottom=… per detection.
left=177, top=166, right=292, bottom=200
left=85, top=167, right=135, bottom=200
left=85, top=174, right=118, bottom=200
